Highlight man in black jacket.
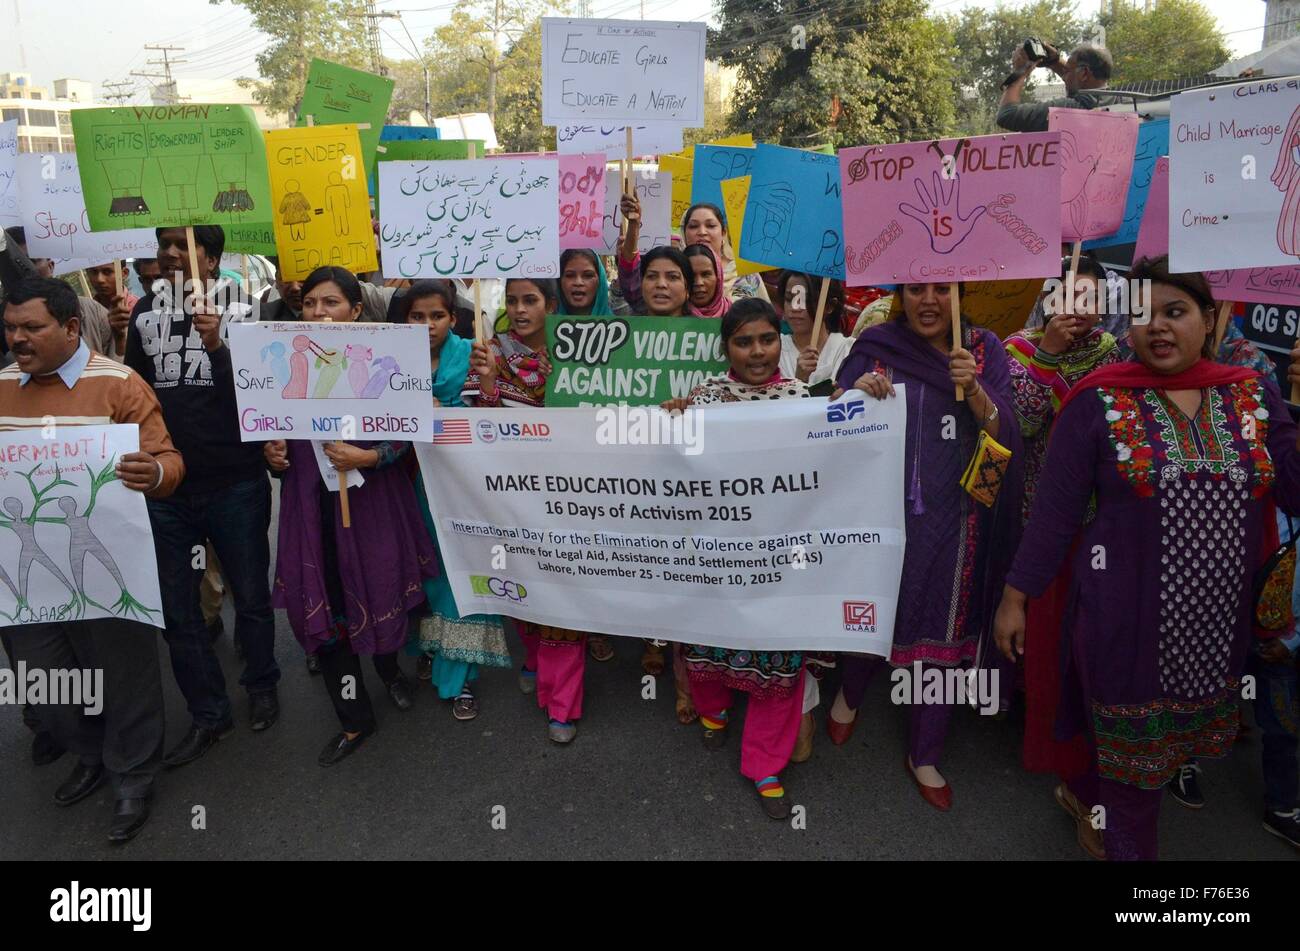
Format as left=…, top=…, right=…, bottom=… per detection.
left=124, top=225, right=281, bottom=765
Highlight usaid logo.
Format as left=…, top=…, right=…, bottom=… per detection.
left=827, top=399, right=865, bottom=423
left=470, top=575, right=528, bottom=601
left=475, top=420, right=497, bottom=443
left=843, top=600, right=877, bottom=632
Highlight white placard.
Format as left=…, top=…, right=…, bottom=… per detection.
left=599, top=168, right=672, bottom=254
left=555, top=120, right=684, bottom=157
left=16, top=153, right=157, bottom=264
left=1169, top=77, right=1300, bottom=271
left=415, top=393, right=906, bottom=654
left=377, top=158, right=560, bottom=279
left=541, top=17, right=706, bottom=127
left=0, top=424, right=163, bottom=628
left=0, top=119, right=18, bottom=228
left=310, top=441, right=366, bottom=492
left=227, top=321, right=436, bottom=443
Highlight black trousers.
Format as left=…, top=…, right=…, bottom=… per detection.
left=0, top=629, right=41, bottom=732
left=317, top=641, right=400, bottom=733
left=7, top=618, right=164, bottom=799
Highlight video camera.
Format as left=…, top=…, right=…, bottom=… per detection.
left=1002, top=37, right=1061, bottom=88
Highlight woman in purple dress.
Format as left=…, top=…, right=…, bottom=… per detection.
left=264, top=267, right=437, bottom=767
left=827, top=282, right=1023, bottom=811
left=995, top=256, right=1300, bottom=860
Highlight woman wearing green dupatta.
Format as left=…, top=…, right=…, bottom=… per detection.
left=399, top=280, right=510, bottom=720
left=558, top=249, right=614, bottom=316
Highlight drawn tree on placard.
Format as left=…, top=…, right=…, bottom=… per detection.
left=1271, top=105, right=1300, bottom=259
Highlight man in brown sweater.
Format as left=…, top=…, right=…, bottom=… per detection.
left=0, top=277, right=183, bottom=843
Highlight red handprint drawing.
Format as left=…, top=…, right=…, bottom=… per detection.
left=898, top=172, right=987, bottom=254
left=1271, top=104, right=1300, bottom=258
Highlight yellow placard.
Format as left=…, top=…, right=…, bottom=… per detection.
left=660, top=134, right=756, bottom=232
left=266, top=124, right=378, bottom=280
left=961, top=279, right=1046, bottom=339
left=720, top=175, right=774, bottom=277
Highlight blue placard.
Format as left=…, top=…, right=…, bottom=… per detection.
left=738, top=143, right=845, bottom=279
left=1083, top=118, right=1169, bottom=251
left=690, top=145, right=755, bottom=212
left=380, top=125, right=441, bottom=141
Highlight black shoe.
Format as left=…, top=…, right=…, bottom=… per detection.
left=206, top=615, right=224, bottom=643
left=1167, top=761, right=1205, bottom=809
left=305, top=653, right=321, bottom=675
left=107, top=796, right=151, bottom=843
left=54, top=762, right=105, bottom=806
left=31, top=731, right=66, bottom=766
left=1263, top=808, right=1300, bottom=848
left=162, top=721, right=234, bottom=767
left=249, top=690, right=280, bottom=732
left=386, top=676, right=414, bottom=712
left=318, top=728, right=373, bottom=767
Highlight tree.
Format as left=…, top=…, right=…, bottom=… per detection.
left=1100, top=0, right=1231, bottom=85
left=210, top=0, right=373, bottom=120
left=948, top=0, right=1087, bottom=136
left=711, top=0, right=958, bottom=149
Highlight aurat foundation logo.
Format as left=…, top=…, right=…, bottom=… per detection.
left=843, top=601, right=877, bottom=633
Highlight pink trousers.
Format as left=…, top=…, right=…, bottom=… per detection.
left=520, top=625, right=586, bottom=723
left=690, top=669, right=804, bottom=781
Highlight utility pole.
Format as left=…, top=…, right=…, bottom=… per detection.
left=363, top=0, right=388, bottom=77
left=131, top=44, right=187, bottom=105
left=101, top=80, right=135, bottom=105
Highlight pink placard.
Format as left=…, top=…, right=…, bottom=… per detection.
left=1132, top=156, right=1169, bottom=264
left=1048, top=109, right=1140, bottom=242
left=1134, top=156, right=1300, bottom=305
left=496, top=151, right=608, bottom=250
left=838, top=132, right=1063, bottom=287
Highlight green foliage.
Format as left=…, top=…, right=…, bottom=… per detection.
left=948, top=0, right=1088, bottom=136
left=1101, top=0, right=1231, bottom=85
left=211, top=0, right=373, bottom=120
left=712, top=0, right=957, bottom=149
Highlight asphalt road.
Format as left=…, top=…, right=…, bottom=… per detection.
left=1, top=490, right=1294, bottom=861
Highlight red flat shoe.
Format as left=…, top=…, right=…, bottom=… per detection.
left=826, top=714, right=857, bottom=746
left=905, top=756, right=952, bottom=812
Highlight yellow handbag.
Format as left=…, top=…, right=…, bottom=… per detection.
left=960, top=430, right=1013, bottom=507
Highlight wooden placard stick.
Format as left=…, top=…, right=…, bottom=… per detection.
left=950, top=281, right=964, bottom=402
left=1212, top=299, right=1232, bottom=357
left=810, top=276, right=831, bottom=351
left=338, top=469, right=352, bottom=528
left=474, top=280, right=484, bottom=345
left=112, top=260, right=124, bottom=298
left=184, top=226, right=204, bottom=302
left=621, top=126, right=634, bottom=239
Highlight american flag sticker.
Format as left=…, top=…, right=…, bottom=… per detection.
left=433, top=418, right=472, bottom=445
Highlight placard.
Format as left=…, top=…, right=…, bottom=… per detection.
left=377, top=158, right=560, bottom=279
left=227, top=321, right=435, bottom=442
left=738, top=143, right=843, bottom=279
left=0, top=119, right=18, bottom=228
left=555, top=120, right=684, bottom=157
left=838, top=132, right=1063, bottom=287
left=1084, top=117, right=1169, bottom=251
left=720, top=175, right=775, bottom=276
left=599, top=167, right=672, bottom=254
left=0, top=425, right=163, bottom=629
left=558, top=152, right=608, bottom=250
left=70, top=104, right=272, bottom=233
left=541, top=17, right=706, bottom=126
left=689, top=144, right=755, bottom=211
left=298, top=59, right=395, bottom=179
left=16, top=153, right=157, bottom=263
left=266, top=124, right=377, bottom=280
left=1048, top=108, right=1140, bottom=241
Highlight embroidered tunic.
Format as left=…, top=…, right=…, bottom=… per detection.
left=1007, top=378, right=1300, bottom=788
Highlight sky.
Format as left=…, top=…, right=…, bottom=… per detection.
left=0, top=0, right=1275, bottom=101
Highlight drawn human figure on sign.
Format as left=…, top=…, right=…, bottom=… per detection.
left=260, top=341, right=290, bottom=386
left=0, top=559, right=19, bottom=614
left=325, top=171, right=351, bottom=236
left=1, top=497, right=76, bottom=605
left=346, top=344, right=372, bottom=396
left=361, top=355, right=399, bottom=399
left=898, top=172, right=987, bottom=254
left=211, top=156, right=255, bottom=213
left=1271, top=104, right=1300, bottom=258
left=56, top=496, right=156, bottom=619
left=280, top=179, right=312, bottom=241
left=158, top=155, right=201, bottom=214
left=747, top=180, right=797, bottom=258
left=312, top=343, right=345, bottom=399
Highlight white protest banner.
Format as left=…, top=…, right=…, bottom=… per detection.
left=1170, top=77, right=1300, bottom=271
left=0, top=119, right=18, bottom=228
left=16, top=153, right=157, bottom=264
left=541, top=17, right=706, bottom=127
left=414, top=393, right=906, bottom=654
left=0, top=424, right=163, bottom=628
left=227, top=321, right=435, bottom=442
left=599, top=167, right=672, bottom=254
left=555, top=120, right=684, bottom=157
left=377, top=158, right=559, bottom=279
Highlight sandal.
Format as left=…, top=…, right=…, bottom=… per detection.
left=588, top=634, right=615, bottom=662
left=452, top=690, right=478, bottom=721
left=641, top=640, right=665, bottom=676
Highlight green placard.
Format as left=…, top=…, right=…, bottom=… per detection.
left=298, top=59, right=394, bottom=180
left=376, top=139, right=484, bottom=162
left=225, top=221, right=278, bottom=256
left=545, top=315, right=727, bottom=407
left=71, top=104, right=273, bottom=232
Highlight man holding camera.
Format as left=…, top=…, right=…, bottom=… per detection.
left=997, top=40, right=1113, bottom=133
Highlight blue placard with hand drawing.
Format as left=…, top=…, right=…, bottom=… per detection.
left=738, top=143, right=845, bottom=279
